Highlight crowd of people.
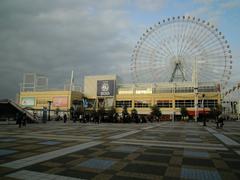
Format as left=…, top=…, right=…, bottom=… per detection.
left=15, top=110, right=226, bottom=129
left=56, top=112, right=149, bottom=124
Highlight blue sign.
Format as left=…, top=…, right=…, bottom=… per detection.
left=83, top=99, right=88, bottom=108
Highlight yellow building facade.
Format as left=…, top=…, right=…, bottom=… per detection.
left=83, top=75, right=221, bottom=117
left=19, top=90, right=83, bottom=111
left=19, top=75, right=221, bottom=119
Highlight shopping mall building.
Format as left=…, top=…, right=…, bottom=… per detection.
left=19, top=74, right=221, bottom=120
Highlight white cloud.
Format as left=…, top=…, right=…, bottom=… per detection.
left=193, top=0, right=214, bottom=5
left=220, top=0, right=240, bottom=9
left=133, top=0, right=166, bottom=11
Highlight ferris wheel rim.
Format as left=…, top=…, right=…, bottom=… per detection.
left=131, top=15, right=232, bottom=89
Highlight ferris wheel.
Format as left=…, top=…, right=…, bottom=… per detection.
left=131, top=16, right=232, bottom=89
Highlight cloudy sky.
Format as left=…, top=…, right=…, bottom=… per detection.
left=0, top=0, right=240, bottom=99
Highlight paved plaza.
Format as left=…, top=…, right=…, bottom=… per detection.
left=0, top=121, right=240, bottom=180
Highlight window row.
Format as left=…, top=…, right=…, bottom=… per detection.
left=116, top=99, right=218, bottom=108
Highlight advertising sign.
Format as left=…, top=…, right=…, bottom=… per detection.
left=53, top=96, right=68, bottom=107
left=97, top=80, right=115, bottom=96
left=21, top=97, right=35, bottom=106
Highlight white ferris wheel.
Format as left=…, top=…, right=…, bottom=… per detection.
left=131, top=16, right=232, bottom=89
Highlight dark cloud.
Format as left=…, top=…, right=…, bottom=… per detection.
left=0, top=0, right=238, bottom=99
left=0, top=0, right=134, bottom=99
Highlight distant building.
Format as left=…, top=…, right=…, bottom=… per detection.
left=19, top=74, right=220, bottom=120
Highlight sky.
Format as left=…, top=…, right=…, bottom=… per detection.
left=0, top=0, right=240, bottom=99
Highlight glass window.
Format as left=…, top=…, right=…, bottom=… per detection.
left=156, top=100, right=172, bottom=108
left=134, top=100, right=151, bottom=108
left=198, top=99, right=217, bottom=108
left=175, top=100, right=194, bottom=108
left=116, top=100, right=132, bottom=108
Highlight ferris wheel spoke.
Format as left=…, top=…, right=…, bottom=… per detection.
left=178, top=21, right=188, bottom=57
left=131, top=17, right=232, bottom=86
left=198, top=39, right=226, bottom=54
left=179, top=20, right=196, bottom=57
left=139, top=44, right=169, bottom=57
left=181, top=31, right=213, bottom=57
left=182, top=27, right=212, bottom=56
left=180, top=21, right=204, bottom=56
left=193, top=31, right=219, bottom=54
left=154, top=25, right=177, bottom=57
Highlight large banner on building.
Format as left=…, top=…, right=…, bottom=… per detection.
left=53, top=96, right=68, bottom=107
left=21, top=97, right=35, bottom=106
left=97, top=80, right=115, bottom=96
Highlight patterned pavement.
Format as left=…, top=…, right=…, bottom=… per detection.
left=0, top=121, right=239, bottom=180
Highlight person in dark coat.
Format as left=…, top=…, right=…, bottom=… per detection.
left=73, top=111, right=78, bottom=123
left=63, top=113, right=67, bottom=123
left=16, top=112, right=22, bottom=128
left=218, top=115, right=224, bottom=128
left=216, top=115, right=224, bottom=129
left=22, top=113, right=27, bottom=127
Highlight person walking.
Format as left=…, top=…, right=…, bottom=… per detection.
left=16, top=112, right=22, bottom=128
left=218, top=115, right=224, bottom=128
left=63, top=113, right=67, bottom=123
left=22, top=113, right=27, bottom=127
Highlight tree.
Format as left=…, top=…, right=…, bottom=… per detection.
left=122, top=105, right=129, bottom=123
left=180, top=107, right=188, bottom=120
left=209, top=104, right=222, bottom=120
left=150, top=105, right=162, bottom=122
left=131, top=108, right=138, bottom=123
left=55, top=107, right=60, bottom=115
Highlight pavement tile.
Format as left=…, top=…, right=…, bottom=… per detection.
left=181, top=167, right=221, bottom=180
left=212, top=159, right=230, bottom=170
left=92, top=173, right=113, bottom=180
left=0, top=167, right=14, bottom=176
left=116, top=171, right=163, bottom=180
left=0, top=121, right=240, bottom=179
left=58, top=169, right=97, bottom=179
left=40, top=161, right=62, bottom=167
left=101, top=152, right=129, bottom=159
left=165, top=167, right=181, bottom=177
left=225, top=159, right=240, bottom=169
left=0, top=149, right=17, bottom=156
left=169, top=156, right=182, bottom=166
left=26, top=164, right=50, bottom=172
left=183, top=150, right=209, bottom=158
left=112, top=145, right=139, bottom=153
left=0, top=138, right=16, bottom=142
left=136, top=154, right=171, bottom=164
left=38, top=141, right=61, bottom=145
left=219, top=171, right=239, bottom=180
left=78, top=158, right=117, bottom=170
left=183, top=157, right=215, bottom=167
left=122, top=163, right=167, bottom=176
left=144, top=147, right=174, bottom=155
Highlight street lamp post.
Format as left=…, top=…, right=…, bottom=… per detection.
left=202, top=94, right=206, bottom=126
left=194, top=88, right=198, bottom=122
left=234, top=101, right=237, bottom=120
left=48, top=101, right=52, bottom=121
left=237, top=101, right=240, bottom=121
left=193, top=57, right=205, bottom=122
